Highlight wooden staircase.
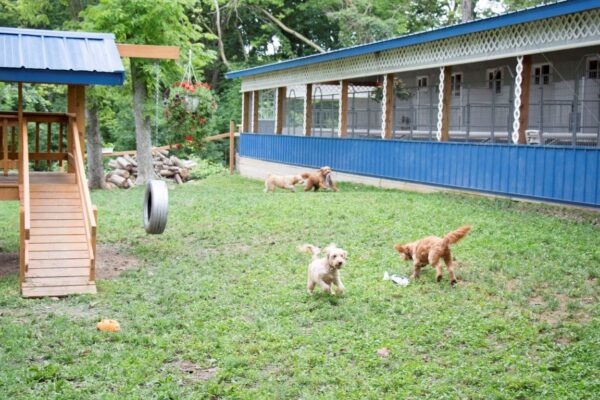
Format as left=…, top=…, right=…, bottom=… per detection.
left=21, top=173, right=96, bottom=297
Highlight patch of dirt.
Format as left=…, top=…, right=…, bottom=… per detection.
left=170, top=361, right=218, bottom=382
left=554, top=337, right=571, bottom=345
left=0, top=253, right=18, bottom=278
left=506, top=279, right=518, bottom=292
left=0, top=244, right=139, bottom=280
left=528, top=293, right=590, bottom=325
left=96, top=244, right=140, bottom=279
left=514, top=203, right=600, bottom=226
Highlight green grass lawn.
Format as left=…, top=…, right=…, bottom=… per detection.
left=1, top=175, right=599, bottom=399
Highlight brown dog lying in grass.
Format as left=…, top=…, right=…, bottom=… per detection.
left=264, top=174, right=304, bottom=192
left=394, top=225, right=471, bottom=285
left=301, top=166, right=339, bottom=192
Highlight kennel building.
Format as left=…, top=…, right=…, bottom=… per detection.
left=227, top=0, right=600, bottom=208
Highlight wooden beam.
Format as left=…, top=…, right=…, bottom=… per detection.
left=2, top=118, right=8, bottom=176
left=275, top=87, right=286, bottom=134
left=517, top=55, right=532, bottom=144
left=252, top=91, right=260, bottom=134
left=242, top=92, right=251, bottom=133
left=304, top=83, right=313, bottom=137
left=17, top=83, right=23, bottom=185
left=382, top=74, right=395, bottom=139
left=229, top=120, right=235, bottom=175
left=440, top=66, right=452, bottom=142
left=116, top=44, right=180, bottom=60
left=339, top=80, right=349, bottom=137
left=67, top=85, right=85, bottom=171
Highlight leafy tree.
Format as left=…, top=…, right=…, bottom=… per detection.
left=82, top=0, right=214, bottom=184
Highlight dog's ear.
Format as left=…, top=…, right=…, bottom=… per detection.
left=342, top=250, right=348, bottom=260
left=324, top=243, right=337, bottom=255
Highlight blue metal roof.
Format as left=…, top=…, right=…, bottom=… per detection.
left=226, top=0, right=600, bottom=80
left=0, top=27, right=125, bottom=85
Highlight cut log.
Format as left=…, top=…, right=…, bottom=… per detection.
left=108, top=174, right=127, bottom=188
left=111, top=168, right=130, bottom=178
left=108, top=159, right=119, bottom=169
left=159, top=169, right=176, bottom=177
left=116, top=157, right=132, bottom=170
left=124, top=154, right=138, bottom=167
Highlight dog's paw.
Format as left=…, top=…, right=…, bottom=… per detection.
left=450, top=279, right=457, bottom=286
left=436, top=275, right=443, bottom=282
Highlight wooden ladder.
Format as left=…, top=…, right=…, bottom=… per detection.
left=20, top=173, right=97, bottom=297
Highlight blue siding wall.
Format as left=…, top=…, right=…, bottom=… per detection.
left=239, top=134, right=600, bottom=208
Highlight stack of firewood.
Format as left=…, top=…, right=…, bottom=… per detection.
left=105, top=150, right=198, bottom=189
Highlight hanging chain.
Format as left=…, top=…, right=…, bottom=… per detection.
left=180, top=48, right=198, bottom=84
left=436, top=67, right=446, bottom=141
left=154, top=62, right=160, bottom=146
left=512, top=56, right=524, bottom=144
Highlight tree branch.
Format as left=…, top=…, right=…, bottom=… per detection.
left=257, top=7, right=326, bottom=53
left=213, top=0, right=231, bottom=68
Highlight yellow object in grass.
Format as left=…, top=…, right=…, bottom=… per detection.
left=96, top=319, right=121, bottom=332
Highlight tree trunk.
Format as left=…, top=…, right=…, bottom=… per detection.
left=461, top=0, right=474, bottom=22
left=86, top=99, right=106, bottom=189
left=131, top=60, right=156, bottom=185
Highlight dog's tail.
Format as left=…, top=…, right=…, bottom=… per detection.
left=300, top=172, right=311, bottom=179
left=298, top=244, right=320, bottom=259
left=443, top=225, right=472, bottom=245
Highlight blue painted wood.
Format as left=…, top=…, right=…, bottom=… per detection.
left=239, top=133, right=600, bottom=208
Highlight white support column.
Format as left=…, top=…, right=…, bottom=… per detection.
left=380, top=73, right=394, bottom=139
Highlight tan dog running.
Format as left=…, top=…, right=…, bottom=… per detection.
left=301, top=166, right=338, bottom=192
left=393, top=225, right=471, bottom=285
left=264, top=174, right=304, bottom=192
left=298, top=243, right=348, bottom=295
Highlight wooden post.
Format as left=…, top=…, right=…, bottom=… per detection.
left=242, top=92, right=251, bottom=133
left=58, top=123, right=64, bottom=170
left=46, top=122, right=51, bottom=169
left=339, top=80, right=349, bottom=137
left=90, top=206, right=97, bottom=282
left=67, top=85, right=86, bottom=171
left=19, top=206, right=25, bottom=286
left=304, top=83, right=313, bottom=136
left=382, top=73, right=395, bottom=139
left=275, top=87, right=286, bottom=134
left=440, top=66, right=452, bottom=141
left=252, top=90, right=260, bottom=133
left=34, top=123, right=40, bottom=169
left=2, top=118, right=8, bottom=176
left=229, top=120, right=235, bottom=175
left=17, top=83, right=23, bottom=185
left=516, top=55, right=532, bottom=144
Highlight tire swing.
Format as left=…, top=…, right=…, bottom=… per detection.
left=144, top=180, right=169, bottom=234
left=144, top=62, right=169, bottom=234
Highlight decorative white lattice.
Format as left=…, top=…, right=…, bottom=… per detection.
left=436, top=67, right=445, bottom=141
left=380, top=75, right=388, bottom=139
left=241, top=9, right=600, bottom=92
left=337, top=81, right=343, bottom=137
left=512, top=56, right=524, bottom=143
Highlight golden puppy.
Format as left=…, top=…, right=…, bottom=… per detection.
left=298, top=243, right=348, bottom=295
left=264, top=174, right=304, bottom=192
left=394, top=225, right=471, bottom=285
left=301, top=166, right=338, bottom=192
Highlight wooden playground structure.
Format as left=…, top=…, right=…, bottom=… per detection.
left=0, top=27, right=178, bottom=297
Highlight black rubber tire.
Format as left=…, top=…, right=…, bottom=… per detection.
left=144, top=180, right=168, bottom=234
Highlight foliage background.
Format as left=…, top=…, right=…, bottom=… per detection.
left=0, top=0, right=548, bottom=164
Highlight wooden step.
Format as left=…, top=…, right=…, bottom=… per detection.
left=31, top=198, right=81, bottom=206
left=21, top=284, right=96, bottom=298
left=27, top=267, right=90, bottom=278
left=29, top=234, right=87, bottom=244
left=22, top=276, right=93, bottom=287
left=29, top=259, right=90, bottom=268
left=31, top=220, right=85, bottom=228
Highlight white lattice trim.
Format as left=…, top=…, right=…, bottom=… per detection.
left=241, top=9, right=600, bottom=92
left=380, top=75, right=388, bottom=139
left=303, top=86, right=310, bottom=136
left=337, top=81, right=343, bottom=137
left=512, top=56, right=524, bottom=143
left=436, top=67, right=445, bottom=141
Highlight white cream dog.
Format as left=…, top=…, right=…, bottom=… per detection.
left=298, top=243, right=348, bottom=295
